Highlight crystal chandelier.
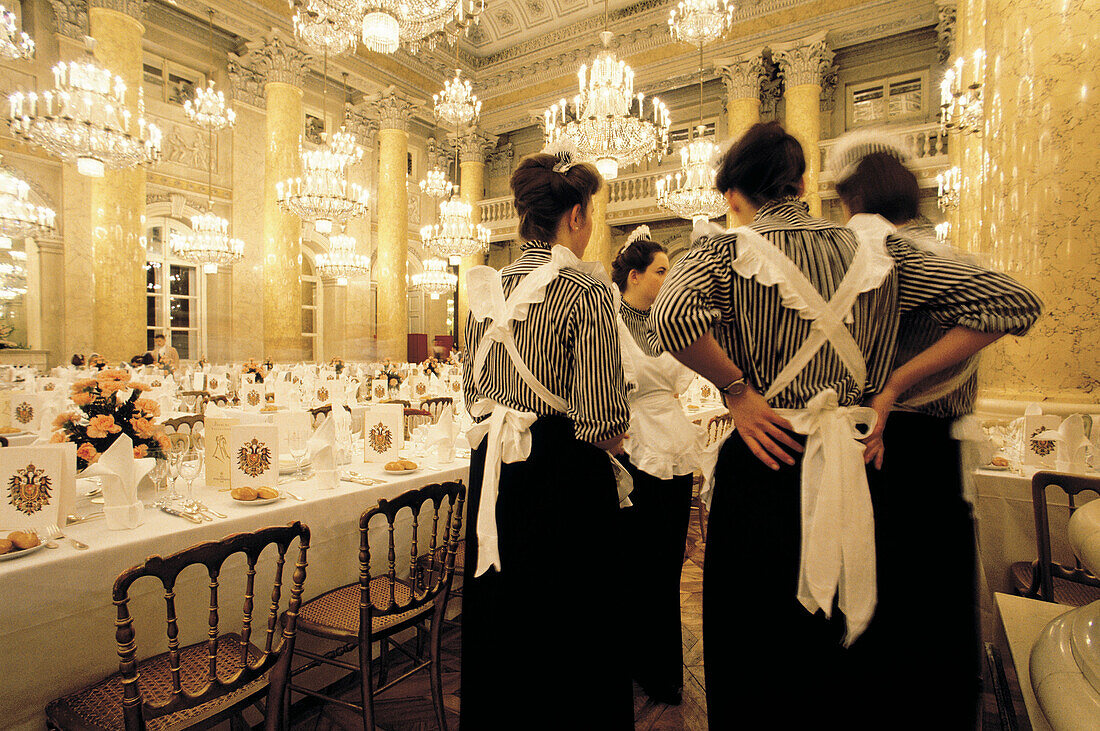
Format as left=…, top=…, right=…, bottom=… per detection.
left=543, top=27, right=670, bottom=180
left=937, top=166, right=960, bottom=211
left=7, top=37, right=161, bottom=177
left=316, top=230, right=369, bottom=285
left=657, top=127, right=726, bottom=225
left=170, top=211, right=244, bottom=273
left=434, top=69, right=480, bottom=127
left=412, top=258, right=457, bottom=299
left=0, top=161, right=56, bottom=245
left=668, top=0, right=734, bottom=47
left=0, top=258, right=26, bottom=300
left=293, top=0, right=360, bottom=55
left=184, top=12, right=235, bottom=131
left=420, top=168, right=452, bottom=199
left=421, top=193, right=490, bottom=265
left=0, top=4, right=33, bottom=60
left=360, top=0, right=485, bottom=55
left=940, top=50, right=984, bottom=136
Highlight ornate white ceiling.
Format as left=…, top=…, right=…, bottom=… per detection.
left=466, top=0, right=640, bottom=56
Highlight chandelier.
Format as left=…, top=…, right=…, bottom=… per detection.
left=657, top=127, right=726, bottom=225
left=937, top=166, right=960, bottom=211
left=185, top=81, right=235, bottom=130
left=434, top=69, right=480, bottom=127
left=0, top=162, right=56, bottom=244
left=293, top=0, right=359, bottom=55
left=7, top=37, right=161, bottom=177
left=170, top=211, right=244, bottom=273
left=0, top=5, right=33, bottom=60
left=543, top=29, right=670, bottom=180
left=668, top=0, right=734, bottom=47
left=412, top=258, right=457, bottom=299
left=935, top=221, right=951, bottom=246
left=360, top=0, right=485, bottom=55
left=420, top=168, right=452, bottom=198
left=316, top=230, right=369, bottom=285
left=940, top=50, right=984, bottom=136
left=0, top=258, right=26, bottom=300
left=421, top=193, right=490, bottom=264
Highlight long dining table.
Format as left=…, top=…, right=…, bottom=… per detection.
left=0, top=454, right=469, bottom=731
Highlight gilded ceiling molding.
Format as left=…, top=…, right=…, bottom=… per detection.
left=48, top=0, right=87, bottom=40
left=774, top=32, right=835, bottom=88
left=716, top=53, right=766, bottom=101
left=935, top=0, right=957, bottom=65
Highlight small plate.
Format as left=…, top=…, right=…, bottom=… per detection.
left=983, top=463, right=1012, bottom=472
left=231, top=493, right=283, bottom=506
left=383, top=466, right=420, bottom=475
left=0, top=541, right=46, bottom=562
left=279, top=459, right=311, bottom=475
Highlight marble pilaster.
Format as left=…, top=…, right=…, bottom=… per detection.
left=34, top=238, right=64, bottom=366
left=229, top=102, right=267, bottom=362
left=89, top=5, right=145, bottom=361
left=717, top=53, right=765, bottom=140
left=321, top=278, right=345, bottom=360
left=456, top=129, right=495, bottom=351
left=343, top=109, right=377, bottom=360
left=582, top=185, right=612, bottom=277
left=775, top=33, right=835, bottom=217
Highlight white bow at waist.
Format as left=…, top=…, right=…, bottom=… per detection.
left=465, top=397, right=539, bottom=577
left=775, top=388, right=878, bottom=646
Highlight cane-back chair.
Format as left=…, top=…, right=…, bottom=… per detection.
left=419, top=397, right=454, bottom=424
left=1011, top=471, right=1100, bottom=605
left=288, top=481, right=466, bottom=731
left=178, top=391, right=209, bottom=414
left=308, top=405, right=332, bottom=428
left=46, top=522, right=311, bottom=731
left=204, top=394, right=230, bottom=409
left=402, top=408, right=432, bottom=441
left=690, top=412, right=733, bottom=543
left=162, top=415, right=205, bottom=450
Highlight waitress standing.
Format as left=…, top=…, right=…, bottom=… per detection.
left=461, top=152, right=632, bottom=729
left=611, top=226, right=704, bottom=705
left=650, top=122, right=1041, bottom=727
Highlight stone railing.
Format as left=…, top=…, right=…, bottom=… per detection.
left=479, top=122, right=951, bottom=237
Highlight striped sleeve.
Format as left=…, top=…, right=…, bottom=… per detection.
left=462, top=311, right=486, bottom=408
left=568, top=282, right=630, bottom=443
left=650, top=235, right=734, bottom=353
left=887, top=237, right=1043, bottom=336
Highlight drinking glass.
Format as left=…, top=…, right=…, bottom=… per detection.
left=289, top=430, right=309, bottom=481
left=151, top=457, right=168, bottom=496
left=178, top=448, right=203, bottom=503
left=166, top=440, right=186, bottom=502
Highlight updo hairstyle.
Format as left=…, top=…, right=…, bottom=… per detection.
left=714, top=121, right=805, bottom=205
left=510, top=153, right=603, bottom=243
left=611, top=234, right=666, bottom=293
left=834, top=152, right=920, bottom=225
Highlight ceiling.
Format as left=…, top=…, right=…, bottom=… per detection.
left=464, top=0, right=640, bottom=57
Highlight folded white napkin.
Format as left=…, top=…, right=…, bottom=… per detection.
left=205, top=404, right=268, bottom=424
left=425, top=405, right=457, bottom=462
left=1037, top=414, right=1094, bottom=473
left=81, top=434, right=153, bottom=530
left=309, top=414, right=338, bottom=488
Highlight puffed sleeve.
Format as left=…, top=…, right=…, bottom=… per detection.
left=650, top=234, right=736, bottom=353
left=568, top=282, right=630, bottom=443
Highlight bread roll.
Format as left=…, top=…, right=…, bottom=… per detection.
left=256, top=487, right=279, bottom=500
left=385, top=461, right=405, bottom=471
left=231, top=487, right=258, bottom=501
left=8, top=531, right=39, bottom=549
left=399, top=460, right=417, bottom=470
left=0, top=538, right=11, bottom=555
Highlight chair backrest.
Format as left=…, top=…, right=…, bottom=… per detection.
left=1030, top=471, right=1100, bottom=601
left=112, top=522, right=311, bottom=730
left=162, top=414, right=204, bottom=449
left=309, top=404, right=332, bottom=428
left=382, top=398, right=411, bottom=408
left=0, top=435, right=8, bottom=447
left=403, top=408, right=432, bottom=440
left=179, top=390, right=209, bottom=414
left=420, top=397, right=454, bottom=424
left=706, top=413, right=733, bottom=447
left=358, top=482, right=465, bottom=640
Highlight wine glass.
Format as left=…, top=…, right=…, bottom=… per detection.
left=289, top=430, right=309, bottom=481
left=148, top=457, right=168, bottom=507
left=166, top=440, right=186, bottom=502
left=178, top=448, right=203, bottom=504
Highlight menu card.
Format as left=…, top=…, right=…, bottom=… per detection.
left=8, top=393, right=46, bottom=433
left=239, top=382, right=265, bottom=412
left=0, top=444, right=76, bottom=533
left=362, top=403, right=403, bottom=463
left=371, top=378, right=389, bottom=402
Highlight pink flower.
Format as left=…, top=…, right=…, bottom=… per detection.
left=76, top=442, right=98, bottom=463
left=49, top=431, right=68, bottom=443
left=98, top=380, right=128, bottom=395
left=133, top=398, right=160, bottom=417
left=130, top=417, right=157, bottom=439
left=86, top=414, right=122, bottom=439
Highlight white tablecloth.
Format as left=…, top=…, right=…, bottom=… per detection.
left=0, top=455, right=469, bottom=731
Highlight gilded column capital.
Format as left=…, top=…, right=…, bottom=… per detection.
left=716, top=53, right=766, bottom=101
left=88, top=0, right=143, bottom=21
left=453, top=129, right=497, bottom=164
left=227, top=51, right=267, bottom=110
left=935, top=0, right=958, bottom=65
left=48, top=0, right=87, bottom=40
left=426, top=137, right=450, bottom=170
left=488, top=142, right=514, bottom=177
left=240, top=29, right=311, bottom=91
left=774, top=33, right=835, bottom=88
left=364, top=86, right=417, bottom=132
left=345, top=104, right=379, bottom=149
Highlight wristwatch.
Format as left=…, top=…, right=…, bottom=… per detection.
left=719, top=376, right=747, bottom=397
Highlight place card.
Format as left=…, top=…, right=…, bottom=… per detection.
left=240, top=382, right=265, bottom=412
left=8, top=393, right=46, bottom=433
left=0, top=444, right=76, bottom=533
left=1023, top=414, right=1063, bottom=468
left=313, top=382, right=332, bottom=406
left=371, top=378, right=389, bottom=402
left=447, top=375, right=463, bottom=398
left=407, top=375, right=429, bottom=403
left=205, top=417, right=239, bottom=488
left=363, top=403, right=403, bottom=463
left=229, top=424, right=280, bottom=489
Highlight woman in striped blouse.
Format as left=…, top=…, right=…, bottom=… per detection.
left=460, top=152, right=633, bottom=729
left=650, top=122, right=1041, bottom=728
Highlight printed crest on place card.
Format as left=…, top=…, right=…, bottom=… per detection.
left=8, top=393, right=44, bottom=432
left=1023, top=414, right=1063, bottom=467
left=372, top=379, right=388, bottom=402
left=362, top=404, right=403, bottom=463
left=0, top=445, right=73, bottom=532
left=229, top=424, right=280, bottom=489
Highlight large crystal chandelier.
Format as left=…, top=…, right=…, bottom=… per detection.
left=360, top=0, right=484, bottom=55
left=0, top=161, right=56, bottom=245
left=0, top=258, right=26, bottom=300
left=940, top=50, right=984, bottom=136
left=184, top=12, right=235, bottom=130
left=412, top=258, right=457, bottom=299
left=421, top=193, right=490, bottom=265
left=543, top=28, right=670, bottom=180
left=316, top=230, right=369, bottom=284
left=0, top=5, right=33, bottom=60
left=7, top=37, right=161, bottom=177
left=668, top=0, right=734, bottom=47
left=420, top=168, right=452, bottom=199
left=657, top=127, right=726, bottom=225
left=293, top=0, right=359, bottom=55
left=434, top=69, right=480, bottom=127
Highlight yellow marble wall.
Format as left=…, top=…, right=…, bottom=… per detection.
left=344, top=145, right=374, bottom=359
left=785, top=83, right=823, bottom=217
left=972, top=0, right=1100, bottom=403
left=376, top=127, right=408, bottom=360
left=89, top=8, right=146, bottom=361
left=262, top=82, right=304, bottom=362
left=582, top=184, right=612, bottom=275
left=231, top=104, right=267, bottom=361
left=726, top=96, right=759, bottom=227
left=458, top=158, right=486, bottom=351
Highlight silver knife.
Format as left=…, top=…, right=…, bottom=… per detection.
left=160, top=505, right=203, bottom=524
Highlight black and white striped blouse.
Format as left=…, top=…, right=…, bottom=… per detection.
left=619, top=301, right=662, bottom=357
left=462, top=240, right=630, bottom=444
left=650, top=199, right=1042, bottom=409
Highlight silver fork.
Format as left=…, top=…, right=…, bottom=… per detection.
left=190, top=500, right=226, bottom=519
left=46, top=523, right=89, bottom=550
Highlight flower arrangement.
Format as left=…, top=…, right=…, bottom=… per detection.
left=380, top=363, right=403, bottom=389
left=422, top=357, right=443, bottom=378
left=89, top=354, right=107, bottom=370
left=330, top=357, right=345, bottom=376
left=262, top=358, right=274, bottom=371
left=50, top=370, right=170, bottom=470
left=241, top=359, right=266, bottom=384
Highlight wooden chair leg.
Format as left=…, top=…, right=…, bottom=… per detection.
left=377, top=637, right=389, bottom=687
left=359, top=637, right=376, bottom=731
left=429, top=598, right=449, bottom=731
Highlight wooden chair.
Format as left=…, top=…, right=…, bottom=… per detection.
left=178, top=390, right=209, bottom=414
left=381, top=398, right=410, bottom=408
left=420, top=397, right=454, bottom=424
left=204, top=393, right=230, bottom=408
left=1011, top=471, right=1100, bottom=605
left=287, top=482, right=465, bottom=731
left=690, top=413, right=733, bottom=543
left=0, top=435, right=8, bottom=447
left=46, top=522, right=311, bottom=731
left=162, top=414, right=204, bottom=450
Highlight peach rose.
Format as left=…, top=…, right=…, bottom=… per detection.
left=49, top=431, right=68, bottom=443
left=133, top=398, right=161, bottom=417
left=71, top=393, right=93, bottom=407
left=130, top=417, right=157, bottom=439
left=96, top=369, right=129, bottom=384
left=72, top=378, right=98, bottom=392
left=98, top=380, right=128, bottom=395
left=76, top=442, right=98, bottom=463
left=129, top=382, right=149, bottom=392
left=157, top=434, right=172, bottom=452
left=52, top=412, right=78, bottom=429
left=133, top=444, right=148, bottom=459
left=86, top=414, right=122, bottom=439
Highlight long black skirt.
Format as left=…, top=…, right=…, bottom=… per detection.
left=617, top=458, right=693, bottom=698
left=704, top=414, right=978, bottom=729
left=460, top=415, right=633, bottom=730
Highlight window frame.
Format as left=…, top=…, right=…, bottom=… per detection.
left=845, top=69, right=930, bottom=129
left=144, top=220, right=208, bottom=361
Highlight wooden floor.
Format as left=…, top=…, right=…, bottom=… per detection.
left=290, top=511, right=1027, bottom=730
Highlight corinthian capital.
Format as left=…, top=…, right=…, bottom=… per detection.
left=716, top=53, right=766, bottom=101
left=48, top=0, right=87, bottom=40
left=775, top=33, right=835, bottom=88
left=89, top=0, right=144, bottom=20
left=239, top=29, right=311, bottom=89
left=452, top=129, right=497, bottom=164
left=363, top=86, right=418, bottom=132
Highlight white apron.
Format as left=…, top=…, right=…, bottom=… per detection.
left=465, top=246, right=632, bottom=578
left=705, top=216, right=895, bottom=645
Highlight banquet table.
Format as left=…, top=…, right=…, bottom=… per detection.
left=0, top=454, right=469, bottom=731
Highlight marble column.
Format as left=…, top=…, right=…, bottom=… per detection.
left=718, top=53, right=765, bottom=141
left=88, top=0, right=145, bottom=361
left=34, top=238, right=65, bottom=366
left=776, top=33, right=834, bottom=217
left=371, top=90, right=415, bottom=361
left=582, top=185, right=613, bottom=276
left=456, top=129, right=495, bottom=351
left=969, top=0, right=1099, bottom=404
left=254, top=32, right=309, bottom=363
left=321, top=278, right=344, bottom=360
left=936, top=0, right=961, bottom=248
left=343, top=109, right=377, bottom=360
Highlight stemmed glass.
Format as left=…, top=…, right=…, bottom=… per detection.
left=178, top=448, right=204, bottom=504
left=166, top=440, right=186, bottom=503
left=148, top=457, right=169, bottom=507
left=289, top=430, right=309, bottom=481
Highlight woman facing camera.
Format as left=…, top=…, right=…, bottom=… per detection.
left=650, top=122, right=1040, bottom=728
left=461, top=152, right=633, bottom=729
left=610, top=226, right=704, bottom=706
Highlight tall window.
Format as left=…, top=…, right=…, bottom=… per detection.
left=846, top=71, right=929, bottom=128
left=145, top=221, right=206, bottom=359
left=302, top=256, right=319, bottom=361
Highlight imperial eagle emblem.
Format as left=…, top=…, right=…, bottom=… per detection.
left=415, top=382, right=427, bottom=396
left=246, top=390, right=261, bottom=406
left=368, top=422, right=393, bottom=454
left=8, top=464, right=51, bottom=515
left=1029, top=426, right=1056, bottom=458
left=209, top=377, right=218, bottom=389
left=237, top=438, right=272, bottom=478
left=14, top=402, right=34, bottom=424
left=317, top=387, right=329, bottom=402
left=43, top=382, right=56, bottom=391
left=374, top=384, right=386, bottom=399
